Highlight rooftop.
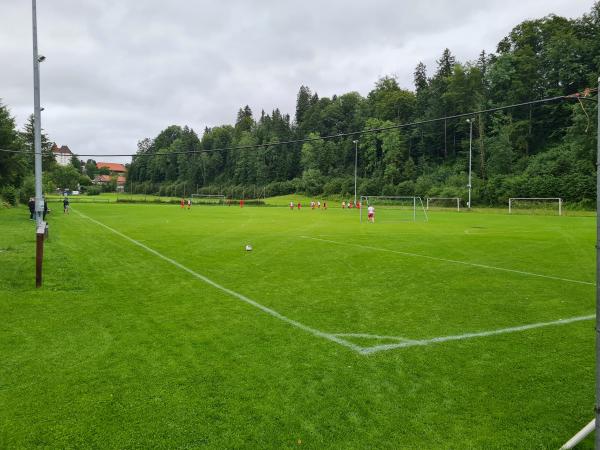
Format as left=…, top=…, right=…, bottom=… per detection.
left=96, top=162, right=126, bottom=173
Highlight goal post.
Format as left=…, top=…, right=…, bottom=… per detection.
left=359, top=196, right=428, bottom=223
left=190, top=194, right=226, bottom=205
left=508, top=197, right=563, bottom=216
left=426, top=197, right=461, bottom=212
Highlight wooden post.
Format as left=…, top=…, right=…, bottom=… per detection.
left=35, top=221, right=46, bottom=288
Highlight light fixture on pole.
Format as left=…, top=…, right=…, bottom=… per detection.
left=466, top=118, right=474, bottom=209
left=352, top=140, right=359, bottom=203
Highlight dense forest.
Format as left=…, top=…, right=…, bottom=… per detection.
left=1, top=3, right=599, bottom=206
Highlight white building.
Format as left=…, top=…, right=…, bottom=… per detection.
left=51, top=144, right=73, bottom=166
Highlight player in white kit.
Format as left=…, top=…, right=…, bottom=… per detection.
left=367, top=205, right=375, bottom=223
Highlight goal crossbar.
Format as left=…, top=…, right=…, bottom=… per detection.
left=191, top=194, right=226, bottom=204
left=191, top=194, right=226, bottom=198
left=426, top=197, right=461, bottom=211
left=360, top=195, right=428, bottom=223
left=508, top=197, right=562, bottom=216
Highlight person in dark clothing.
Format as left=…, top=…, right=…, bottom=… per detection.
left=28, top=197, right=35, bottom=220
left=43, top=198, right=48, bottom=220
left=63, top=197, right=70, bottom=214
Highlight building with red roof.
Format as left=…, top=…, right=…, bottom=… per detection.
left=93, top=175, right=127, bottom=192
left=96, top=162, right=126, bottom=173
left=93, top=162, right=127, bottom=192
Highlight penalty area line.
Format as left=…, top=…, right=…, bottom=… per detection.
left=72, top=209, right=364, bottom=355
left=299, top=236, right=594, bottom=286
left=360, top=314, right=595, bottom=355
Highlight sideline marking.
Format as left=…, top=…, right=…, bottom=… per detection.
left=299, top=236, right=595, bottom=286
left=359, top=314, right=595, bottom=354
left=72, top=209, right=363, bottom=354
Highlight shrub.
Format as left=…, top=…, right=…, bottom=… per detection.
left=86, top=186, right=102, bottom=196
left=1, top=185, right=18, bottom=206
left=322, top=178, right=343, bottom=197
left=19, top=176, right=35, bottom=204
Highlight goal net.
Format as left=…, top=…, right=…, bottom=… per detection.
left=191, top=194, right=226, bottom=205
left=359, top=196, right=428, bottom=223
left=426, top=197, right=461, bottom=212
left=508, top=198, right=563, bottom=216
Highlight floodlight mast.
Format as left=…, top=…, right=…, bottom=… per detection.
left=32, top=0, right=43, bottom=226
left=466, top=118, right=474, bottom=209
left=596, top=75, right=600, bottom=449
left=353, top=140, right=358, bottom=204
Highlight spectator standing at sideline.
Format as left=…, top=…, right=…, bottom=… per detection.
left=28, top=197, right=35, bottom=220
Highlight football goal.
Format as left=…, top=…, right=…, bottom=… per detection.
left=191, top=194, right=226, bottom=205
left=359, top=196, right=428, bottom=223
left=508, top=198, right=563, bottom=216
left=426, top=197, right=461, bottom=212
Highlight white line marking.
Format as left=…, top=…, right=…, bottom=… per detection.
left=300, top=236, right=594, bottom=286
left=73, top=209, right=363, bottom=354
left=360, top=315, right=595, bottom=355
left=332, top=333, right=415, bottom=343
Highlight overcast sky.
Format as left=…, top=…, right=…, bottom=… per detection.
left=1, top=0, right=595, bottom=163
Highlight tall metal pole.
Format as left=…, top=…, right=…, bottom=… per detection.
left=594, top=77, right=600, bottom=449
left=32, top=0, right=43, bottom=226
left=467, top=118, right=473, bottom=209
left=353, top=140, right=358, bottom=204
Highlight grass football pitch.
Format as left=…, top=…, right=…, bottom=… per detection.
left=0, top=201, right=595, bottom=448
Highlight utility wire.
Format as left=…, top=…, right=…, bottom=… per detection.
left=1, top=90, right=597, bottom=159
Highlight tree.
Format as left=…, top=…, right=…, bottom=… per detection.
left=300, top=133, right=323, bottom=172
left=84, top=159, right=98, bottom=180
left=20, top=114, right=56, bottom=172
left=485, top=116, right=514, bottom=176
left=51, top=165, right=81, bottom=191
left=70, top=155, right=82, bottom=172
left=435, top=48, right=456, bottom=78
left=414, top=62, right=428, bottom=92
left=295, top=86, right=312, bottom=125
left=367, top=76, right=416, bottom=123
left=0, top=102, right=28, bottom=188
left=235, top=106, right=254, bottom=134
left=301, top=168, right=323, bottom=195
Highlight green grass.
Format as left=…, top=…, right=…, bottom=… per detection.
left=0, top=202, right=595, bottom=448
